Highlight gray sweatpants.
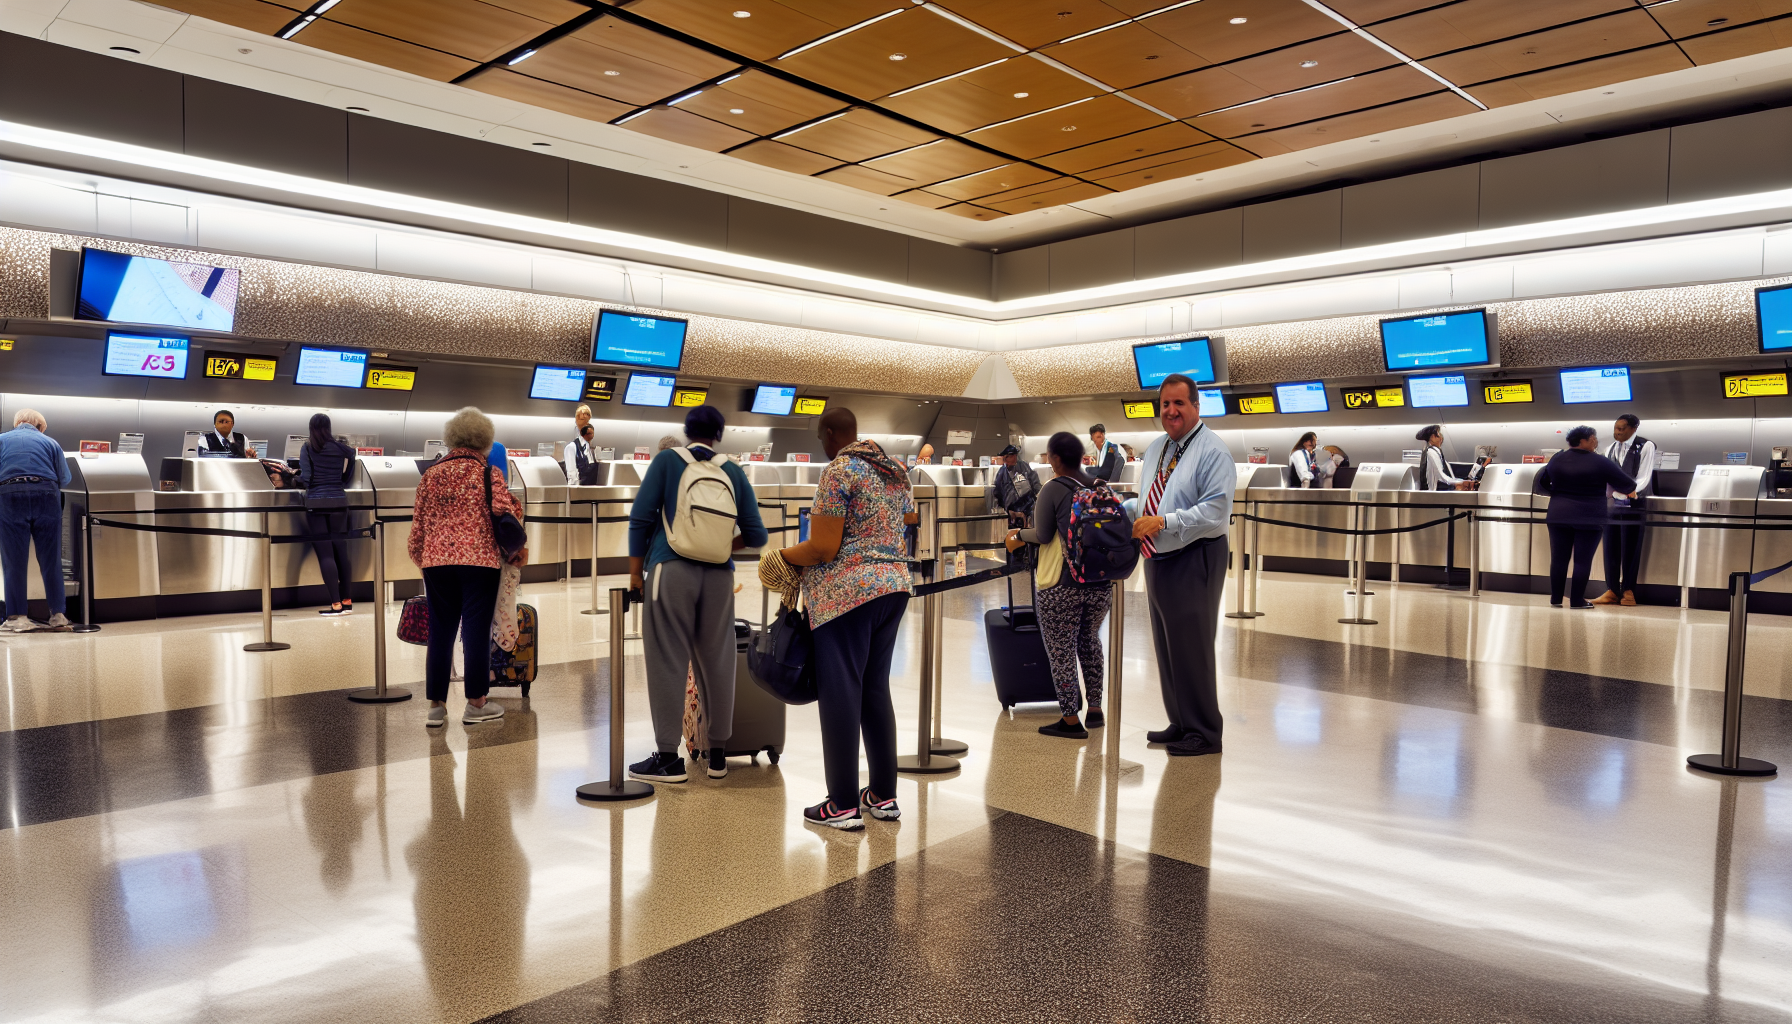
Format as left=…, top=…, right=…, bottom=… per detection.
left=643, top=558, right=737, bottom=754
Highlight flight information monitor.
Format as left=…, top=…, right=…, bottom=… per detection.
left=1132, top=337, right=1217, bottom=389
left=623, top=373, right=677, bottom=407
left=592, top=311, right=686, bottom=371
left=1560, top=365, right=1632, bottom=404
left=103, top=332, right=189, bottom=379
left=751, top=384, right=798, bottom=415
left=1756, top=283, right=1792, bottom=351
left=294, top=346, right=368, bottom=388
left=530, top=365, right=587, bottom=401
left=1379, top=309, right=1492, bottom=372
left=1273, top=381, right=1329, bottom=414
left=1197, top=388, right=1226, bottom=418
left=79, top=248, right=239, bottom=332
left=1408, top=374, right=1470, bottom=408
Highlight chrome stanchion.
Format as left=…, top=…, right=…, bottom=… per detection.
left=1391, top=503, right=1402, bottom=585
left=929, top=589, right=968, bottom=756
left=244, top=511, right=291, bottom=652
left=1469, top=509, right=1481, bottom=597
left=73, top=512, right=99, bottom=633
left=1247, top=501, right=1263, bottom=614
left=579, top=587, right=656, bottom=801
left=1339, top=502, right=1378, bottom=625
left=899, top=589, right=959, bottom=774
left=350, top=520, right=410, bottom=704
left=1227, top=502, right=1263, bottom=619
left=1344, top=504, right=1374, bottom=597
left=1105, top=579, right=1124, bottom=755
left=581, top=502, right=607, bottom=616
left=1688, top=572, right=1777, bottom=777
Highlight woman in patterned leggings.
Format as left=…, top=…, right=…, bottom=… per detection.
left=1004, top=431, right=1113, bottom=739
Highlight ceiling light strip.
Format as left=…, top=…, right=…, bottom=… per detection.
left=915, top=3, right=1027, bottom=51
left=1299, top=0, right=1487, bottom=111
left=1132, top=0, right=1205, bottom=22
left=887, top=57, right=1011, bottom=98
left=771, top=109, right=849, bottom=139
left=1200, top=76, right=1358, bottom=117
left=970, top=96, right=1095, bottom=134
left=1049, top=0, right=1201, bottom=45
left=776, top=8, right=906, bottom=61
left=667, top=89, right=703, bottom=106
left=614, top=108, right=652, bottom=125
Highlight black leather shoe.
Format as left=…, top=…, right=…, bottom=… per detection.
left=1165, top=736, right=1221, bottom=757
left=1039, top=718, right=1088, bottom=739
left=1084, top=709, right=1105, bottom=729
left=1146, top=726, right=1187, bottom=744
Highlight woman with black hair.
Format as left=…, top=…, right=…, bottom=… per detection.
left=1288, top=431, right=1327, bottom=488
left=1536, top=424, right=1636, bottom=609
left=299, top=412, right=358, bottom=615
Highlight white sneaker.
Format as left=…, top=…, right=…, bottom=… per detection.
left=463, top=701, right=505, bottom=724
left=426, top=705, right=447, bottom=728
left=45, top=613, right=71, bottom=632
left=1, top=615, right=33, bottom=632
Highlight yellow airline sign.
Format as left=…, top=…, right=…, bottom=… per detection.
left=794, top=396, right=828, bottom=415
left=203, top=352, right=278, bottom=381
left=1238, top=395, right=1275, bottom=415
left=673, top=388, right=708, bottom=408
left=1341, top=389, right=1376, bottom=409
left=366, top=365, right=417, bottom=391
left=1122, top=400, right=1157, bottom=419
left=1724, top=372, right=1789, bottom=398
left=585, top=376, right=616, bottom=402
left=1483, top=381, right=1533, bottom=405
left=0, top=339, right=13, bottom=351
left=1375, top=387, right=1405, bottom=407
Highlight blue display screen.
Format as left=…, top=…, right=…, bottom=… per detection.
left=294, top=346, right=367, bottom=388
left=623, top=373, right=677, bottom=407
left=530, top=365, right=586, bottom=401
left=1560, top=366, right=1632, bottom=404
left=1408, top=374, right=1469, bottom=408
left=1758, top=284, right=1792, bottom=351
left=103, top=332, right=189, bottom=378
left=1198, top=388, right=1225, bottom=418
left=592, top=311, right=686, bottom=371
left=1380, top=310, right=1491, bottom=371
left=1132, top=338, right=1217, bottom=388
left=78, top=248, right=239, bottom=332
left=1273, top=381, right=1328, bottom=414
left=751, top=384, right=797, bottom=415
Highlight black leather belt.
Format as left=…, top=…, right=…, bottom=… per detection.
left=0, top=476, right=45, bottom=485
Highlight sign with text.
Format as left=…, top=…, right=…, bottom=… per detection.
left=203, top=351, right=277, bottom=381
left=1723, top=371, right=1789, bottom=398
left=791, top=452, right=810, bottom=463
left=1237, top=395, right=1275, bottom=415
left=1483, top=380, right=1534, bottom=405
left=79, top=440, right=109, bottom=453
left=793, top=396, right=827, bottom=415
left=672, top=388, right=708, bottom=408
left=584, top=375, right=616, bottom=402
left=365, top=365, right=417, bottom=391
left=117, top=432, right=143, bottom=454
left=1122, top=400, right=1157, bottom=419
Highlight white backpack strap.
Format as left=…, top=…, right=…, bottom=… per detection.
left=672, top=447, right=696, bottom=465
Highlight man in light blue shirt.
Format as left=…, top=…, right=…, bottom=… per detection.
left=0, top=409, right=72, bottom=632
left=1123, top=374, right=1233, bottom=756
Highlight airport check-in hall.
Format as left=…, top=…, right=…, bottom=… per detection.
left=8, top=2, right=1792, bottom=1022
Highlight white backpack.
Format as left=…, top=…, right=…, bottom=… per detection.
left=662, top=447, right=739, bottom=564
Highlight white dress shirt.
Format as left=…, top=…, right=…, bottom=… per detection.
left=1420, top=446, right=1461, bottom=490
left=564, top=438, right=596, bottom=480
left=1288, top=447, right=1327, bottom=487
left=1604, top=437, right=1655, bottom=499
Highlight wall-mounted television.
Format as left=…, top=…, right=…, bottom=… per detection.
left=1560, top=365, right=1632, bottom=404
left=78, top=248, right=239, bottom=332
left=1131, top=336, right=1223, bottom=389
left=1197, top=388, right=1226, bottom=418
left=1408, top=374, right=1470, bottom=408
left=1272, top=381, right=1328, bottom=414
left=592, top=310, right=686, bottom=371
left=103, top=332, right=189, bottom=379
left=751, top=383, right=798, bottom=416
left=530, top=365, right=587, bottom=401
left=623, top=372, right=677, bottom=407
left=1379, top=309, right=1494, bottom=373
left=293, top=346, right=368, bottom=388
left=1756, top=283, right=1792, bottom=352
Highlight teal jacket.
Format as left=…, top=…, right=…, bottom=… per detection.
left=628, top=446, right=768, bottom=573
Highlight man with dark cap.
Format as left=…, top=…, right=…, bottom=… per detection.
left=987, top=443, right=1041, bottom=528
left=1089, top=423, right=1123, bottom=482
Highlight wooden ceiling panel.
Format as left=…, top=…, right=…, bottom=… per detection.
left=964, top=93, right=1170, bottom=159
left=973, top=175, right=1087, bottom=205
left=862, top=139, right=1006, bottom=186
left=728, top=139, right=844, bottom=175
left=1080, top=139, right=1243, bottom=180
left=1679, top=17, right=1792, bottom=64
left=1423, top=10, right=1673, bottom=85
left=678, top=71, right=845, bottom=135
left=924, top=162, right=1059, bottom=201
left=979, top=180, right=1112, bottom=214
left=1236, top=90, right=1480, bottom=153
left=1144, top=0, right=1351, bottom=65
left=1127, top=64, right=1264, bottom=119
left=627, top=0, right=895, bottom=62
left=1648, top=0, right=1792, bottom=38
left=930, top=1, right=1134, bottom=49
left=1036, top=121, right=1218, bottom=173
left=781, top=107, right=940, bottom=162
left=572, top=17, right=740, bottom=80
left=326, top=0, right=560, bottom=64
left=939, top=203, right=1006, bottom=220
left=479, top=0, right=586, bottom=20
left=1041, top=22, right=1208, bottom=90
left=878, top=56, right=1099, bottom=135
left=1219, top=31, right=1400, bottom=94
left=619, top=107, right=758, bottom=151
left=296, top=19, right=478, bottom=81
left=776, top=8, right=1014, bottom=101
left=1463, top=44, right=1695, bottom=106
left=818, top=164, right=919, bottom=195
left=1370, top=0, right=1641, bottom=60
left=525, top=17, right=734, bottom=105
left=1090, top=143, right=1257, bottom=191
left=1189, top=65, right=1441, bottom=139
left=461, top=69, right=636, bottom=121
left=891, top=189, right=957, bottom=209
left=1321, top=0, right=1452, bottom=23
left=148, top=0, right=300, bottom=33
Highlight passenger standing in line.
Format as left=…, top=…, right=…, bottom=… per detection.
left=626, top=405, right=768, bottom=784
left=299, top=413, right=358, bottom=616
left=1537, top=425, right=1636, bottom=610
left=1593, top=413, right=1655, bottom=606
left=1125, top=374, right=1234, bottom=757
left=1416, top=425, right=1477, bottom=491
left=779, top=407, right=917, bottom=829
left=488, top=437, right=509, bottom=483
left=564, top=413, right=599, bottom=486
left=1288, top=431, right=1329, bottom=488
left=0, top=409, right=70, bottom=632
left=988, top=444, right=1041, bottom=528
left=409, top=406, right=526, bottom=727
left=1005, top=431, right=1113, bottom=739
left=1088, top=423, right=1123, bottom=482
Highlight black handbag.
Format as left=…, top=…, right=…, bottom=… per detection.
left=480, top=460, right=528, bottom=561
left=748, top=600, right=817, bottom=705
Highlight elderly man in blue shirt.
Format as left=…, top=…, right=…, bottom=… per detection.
left=1123, top=374, right=1233, bottom=757
left=0, top=409, right=72, bottom=632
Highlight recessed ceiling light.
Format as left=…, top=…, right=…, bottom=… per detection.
left=1013, top=91, right=1029, bottom=98
left=1299, top=60, right=1318, bottom=68
left=889, top=52, right=906, bottom=60
left=1229, top=17, right=1247, bottom=24
left=730, top=107, right=745, bottom=114
left=604, top=69, right=621, bottom=76
left=1061, top=125, right=1077, bottom=131
left=109, top=46, right=140, bottom=54
left=733, top=9, right=751, bottom=16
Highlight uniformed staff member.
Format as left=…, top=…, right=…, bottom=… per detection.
left=564, top=406, right=599, bottom=485
left=202, top=409, right=248, bottom=458
left=1088, top=423, right=1123, bottom=482
left=1593, top=413, right=1655, bottom=607
left=987, top=444, right=1040, bottom=528
left=1416, top=425, right=1476, bottom=491
left=1288, top=431, right=1330, bottom=488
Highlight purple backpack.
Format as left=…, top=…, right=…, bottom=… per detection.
left=1063, top=480, right=1138, bottom=584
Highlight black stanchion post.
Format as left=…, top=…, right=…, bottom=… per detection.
left=1688, top=572, right=1778, bottom=777
left=73, top=512, right=99, bottom=633
left=350, top=520, right=410, bottom=704
left=579, top=587, right=656, bottom=801
left=899, top=589, right=959, bottom=774
left=244, top=511, right=291, bottom=652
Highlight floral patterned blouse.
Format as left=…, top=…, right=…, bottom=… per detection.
left=801, top=453, right=914, bottom=629
left=408, top=448, right=523, bottom=571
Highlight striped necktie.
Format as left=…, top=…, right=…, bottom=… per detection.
left=1140, top=462, right=1168, bottom=559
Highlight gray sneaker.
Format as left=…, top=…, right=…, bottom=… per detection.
left=426, top=705, right=447, bottom=728
left=1, top=615, right=33, bottom=633
left=44, top=613, right=71, bottom=632
left=463, top=700, right=505, bottom=724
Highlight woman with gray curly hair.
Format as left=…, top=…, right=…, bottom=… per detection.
left=409, top=407, right=527, bottom=727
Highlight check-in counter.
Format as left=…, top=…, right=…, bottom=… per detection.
left=1247, top=480, right=1354, bottom=568
left=603, top=460, right=650, bottom=487
left=1347, top=463, right=1413, bottom=567
left=63, top=452, right=159, bottom=602
left=1752, top=494, right=1792, bottom=596
left=153, top=458, right=311, bottom=596
left=1676, top=465, right=1764, bottom=591
left=1477, top=463, right=1544, bottom=580
left=509, top=455, right=567, bottom=568
left=359, top=455, right=422, bottom=582
left=1393, top=486, right=1477, bottom=573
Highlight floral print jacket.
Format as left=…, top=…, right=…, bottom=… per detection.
left=408, top=448, right=524, bottom=571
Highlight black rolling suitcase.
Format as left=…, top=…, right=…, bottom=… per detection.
left=688, top=619, right=787, bottom=764
left=986, top=567, right=1056, bottom=708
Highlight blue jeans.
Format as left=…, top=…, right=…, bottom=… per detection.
left=0, top=484, right=64, bottom=618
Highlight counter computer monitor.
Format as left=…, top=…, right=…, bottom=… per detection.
left=103, top=331, right=190, bottom=379
left=1197, top=388, right=1226, bottom=418
left=1132, top=337, right=1219, bottom=389
left=294, top=345, right=369, bottom=388
left=623, top=372, right=677, bottom=407
left=1560, top=365, right=1632, bottom=404
left=1408, top=374, right=1470, bottom=408
left=1379, top=309, right=1493, bottom=372
left=1272, top=381, right=1328, bottom=414
left=1756, top=282, right=1792, bottom=351
left=592, top=310, right=686, bottom=371
left=78, top=248, right=239, bottom=332
left=751, top=383, right=798, bottom=416
left=530, top=365, right=587, bottom=401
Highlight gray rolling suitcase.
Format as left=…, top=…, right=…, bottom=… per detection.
left=728, top=618, right=787, bottom=764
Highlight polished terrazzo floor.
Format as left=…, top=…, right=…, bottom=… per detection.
left=1, top=567, right=1788, bottom=1023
